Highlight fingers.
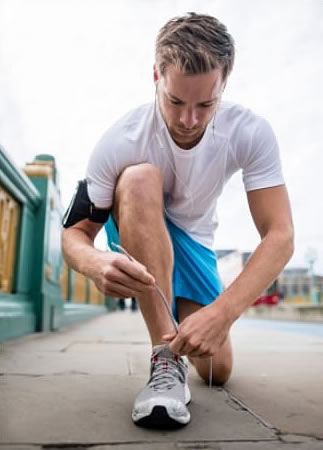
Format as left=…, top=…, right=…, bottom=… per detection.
left=103, top=265, right=154, bottom=294
left=186, top=349, right=213, bottom=358
left=96, top=252, right=156, bottom=297
left=162, top=332, right=177, bottom=342
left=168, top=335, right=186, bottom=355
left=101, top=279, right=153, bottom=298
left=115, top=254, right=155, bottom=285
left=177, top=345, right=213, bottom=358
left=168, top=334, right=213, bottom=358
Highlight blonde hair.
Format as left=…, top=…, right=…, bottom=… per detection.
left=155, top=12, right=235, bottom=79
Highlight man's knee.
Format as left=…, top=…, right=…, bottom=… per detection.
left=189, top=336, right=233, bottom=386
left=207, top=363, right=232, bottom=386
left=115, top=163, right=163, bottom=211
left=190, top=357, right=232, bottom=386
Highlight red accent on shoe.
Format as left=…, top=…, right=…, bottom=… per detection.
left=162, top=361, right=168, bottom=370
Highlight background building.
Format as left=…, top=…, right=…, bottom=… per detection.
left=216, top=250, right=322, bottom=304
left=278, top=268, right=323, bottom=304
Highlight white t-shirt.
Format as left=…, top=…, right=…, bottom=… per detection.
left=86, top=101, right=284, bottom=249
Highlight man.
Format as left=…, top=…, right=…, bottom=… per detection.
left=62, top=13, right=294, bottom=429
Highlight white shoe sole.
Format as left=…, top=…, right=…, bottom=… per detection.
left=132, top=384, right=191, bottom=428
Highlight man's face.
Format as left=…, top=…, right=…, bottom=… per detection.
left=155, top=64, right=224, bottom=149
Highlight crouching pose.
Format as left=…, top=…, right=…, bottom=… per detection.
left=62, top=13, right=294, bottom=429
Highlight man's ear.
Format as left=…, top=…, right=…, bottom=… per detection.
left=153, top=65, right=160, bottom=85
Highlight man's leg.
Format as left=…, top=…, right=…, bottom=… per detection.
left=113, top=163, right=191, bottom=428
left=113, top=163, right=175, bottom=341
left=177, top=297, right=233, bottom=386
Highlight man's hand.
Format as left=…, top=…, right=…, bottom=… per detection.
left=62, top=219, right=155, bottom=298
left=162, top=302, right=232, bottom=358
left=92, top=251, right=155, bottom=298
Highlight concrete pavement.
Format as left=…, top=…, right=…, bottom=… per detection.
left=0, top=310, right=323, bottom=449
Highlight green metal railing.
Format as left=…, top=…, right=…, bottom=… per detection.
left=0, top=147, right=114, bottom=341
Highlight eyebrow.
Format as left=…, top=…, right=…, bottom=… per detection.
left=167, top=92, right=219, bottom=105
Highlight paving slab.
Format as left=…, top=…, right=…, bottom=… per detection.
left=0, top=343, right=152, bottom=376
left=0, top=374, right=275, bottom=444
left=229, top=319, right=323, bottom=438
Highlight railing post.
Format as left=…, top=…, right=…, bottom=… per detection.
left=23, top=154, right=64, bottom=331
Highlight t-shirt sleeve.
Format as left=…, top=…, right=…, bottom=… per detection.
left=85, top=130, right=120, bottom=209
left=238, top=116, right=285, bottom=192
left=85, top=104, right=154, bottom=208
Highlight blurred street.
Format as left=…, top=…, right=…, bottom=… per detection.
left=1, top=310, right=323, bottom=450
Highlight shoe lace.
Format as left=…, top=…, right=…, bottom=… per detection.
left=149, top=356, right=186, bottom=392
left=112, top=243, right=213, bottom=389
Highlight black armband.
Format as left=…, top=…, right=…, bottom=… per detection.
left=62, top=179, right=110, bottom=228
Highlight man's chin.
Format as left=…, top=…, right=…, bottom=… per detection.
left=171, top=129, right=203, bottom=147
left=176, top=128, right=199, bottom=136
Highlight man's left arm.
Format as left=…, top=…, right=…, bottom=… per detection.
left=166, top=184, right=294, bottom=357
left=219, top=184, right=294, bottom=318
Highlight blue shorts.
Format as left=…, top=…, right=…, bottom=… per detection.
left=104, top=215, right=223, bottom=322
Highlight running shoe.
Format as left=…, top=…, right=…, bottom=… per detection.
left=132, top=344, right=191, bottom=428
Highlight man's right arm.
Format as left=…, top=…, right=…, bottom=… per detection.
left=61, top=220, right=155, bottom=298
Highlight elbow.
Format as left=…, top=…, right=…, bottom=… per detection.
left=263, top=225, right=294, bottom=265
left=286, top=232, right=295, bottom=262
left=281, top=225, right=295, bottom=264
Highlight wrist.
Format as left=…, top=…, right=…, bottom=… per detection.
left=211, top=292, right=241, bottom=325
left=79, top=248, right=107, bottom=279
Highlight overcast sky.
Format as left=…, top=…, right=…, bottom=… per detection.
left=1, top=0, right=323, bottom=274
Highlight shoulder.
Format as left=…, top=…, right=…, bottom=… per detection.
left=88, top=103, right=154, bottom=167
left=217, top=102, right=277, bottom=159
left=105, top=103, right=154, bottom=141
left=216, top=101, right=270, bottom=138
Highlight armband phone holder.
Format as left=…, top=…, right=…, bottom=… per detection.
left=62, top=179, right=110, bottom=228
